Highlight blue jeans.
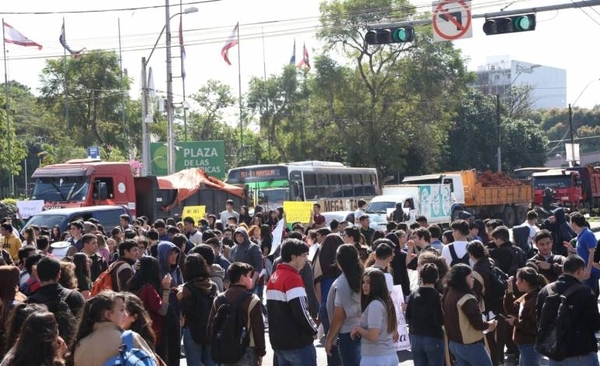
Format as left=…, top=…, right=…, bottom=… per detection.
left=318, top=277, right=340, bottom=366
left=549, top=352, right=599, bottom=366
left=449, top=340, right=493, bottom=366
left=517, top=343, right=540, bottom=366
left=359, top=354, right=398, bottom=366
left=182, top=327, right=215, bottom=366
left=275, top=344, right=317, bottom=366
left=338, top=332, right=360, bottom=366
left=410, top=334, right=445, bottom=366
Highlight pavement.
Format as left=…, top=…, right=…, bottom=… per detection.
left=179, top=222, right=600, bottom=366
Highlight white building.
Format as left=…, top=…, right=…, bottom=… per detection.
left=471, top=55, right=567, bottom=110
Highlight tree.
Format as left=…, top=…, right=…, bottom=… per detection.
left=39, top=50, right=133, bottom=151
left=188, top=80, right=235, bottom=140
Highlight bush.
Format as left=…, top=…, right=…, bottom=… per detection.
left=0, top=200, right=17, bottom=219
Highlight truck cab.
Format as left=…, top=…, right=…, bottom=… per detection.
left=30, top=159, right=137, bottom=215
left=532, top=169, right=582, bottom=207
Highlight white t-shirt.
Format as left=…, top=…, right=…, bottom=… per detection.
left=441, top=240, right=469, bottom=267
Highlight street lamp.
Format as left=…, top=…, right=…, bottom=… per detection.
left=140, top=4, right=198, bottom=176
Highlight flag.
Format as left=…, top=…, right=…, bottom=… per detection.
left=221, top=23, right=239, bottom=66
left=59, top=20, right=84, bottom=58
left=289, top=39, right=296, bottom=65
left=179, top=16, right=186, bottom=79
left=3, top=22, right=42, bottom=50
left=297, top=43, right=311, bottom=72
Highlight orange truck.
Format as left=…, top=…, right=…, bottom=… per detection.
left=403, top=169, right=531, bottom=227
left=30, top=159, right=244, bottom=222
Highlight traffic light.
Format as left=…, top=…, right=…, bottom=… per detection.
left=365, top=26, right=415, bottom=45
left=483, top=14, right=536, bottom=35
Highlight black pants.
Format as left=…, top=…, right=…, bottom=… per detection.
left=158, top=318, right=181, bottom=366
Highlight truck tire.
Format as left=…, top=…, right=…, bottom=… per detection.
left=502, top=206, right=516, bottom=228
left=516, top=206, right=527, bottom=225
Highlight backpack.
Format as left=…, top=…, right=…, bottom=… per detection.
left=449, top=244, right=469, bottom=266
left=484, top=265, right=509, bottom=314
left=536, top=283, right=584, bottom=361
left=184, top=282, right=218, bottom=344
left=91, top=261, right=125, bottom=297
left=26, top=287, right=77, bottom=345
left=103, top=330, right=156, bottom=366
left=210, top=291, right=259, bottom=363
left=506, top=245, right=527, bottom=277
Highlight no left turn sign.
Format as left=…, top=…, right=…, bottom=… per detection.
left=432, top=0, right=472, bottom=42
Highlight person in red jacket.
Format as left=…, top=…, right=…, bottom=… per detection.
left=267, top=238, right=318, bottom=366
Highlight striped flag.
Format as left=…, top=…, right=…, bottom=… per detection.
left=59, top=19, right=84, bottom=58
left=3, top=21, right=42, bottom=50
left=179, top=16, right=186, bottom=79
left=221, top=23, right=239, bottom=66
left=297, top=43, right=310, bottom=72
left=289, top=39, right=296, bottom=65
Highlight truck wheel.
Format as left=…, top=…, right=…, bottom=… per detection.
left=502, top=206, right=516, bottom=228
left=516, top=206, right=527, bottom=225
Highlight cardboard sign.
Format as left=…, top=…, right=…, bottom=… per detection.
left=283, top=201, right=313, bottom=224
left=391, top=285, right=411, bottom=351
left=16, top=200, right=45, bottom=219
left=181, top=205, right=206, bottom=224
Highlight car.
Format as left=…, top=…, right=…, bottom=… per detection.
left=321, top=211, right=355, bottom=225
left=22, top=205, right=130, bottom=234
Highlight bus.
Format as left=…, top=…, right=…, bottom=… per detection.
left=225, top=161, right=380, bottom=212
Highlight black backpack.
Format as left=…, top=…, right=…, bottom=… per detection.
left=210, top=291, right=255, bottom=363
left=26, top=287, right=77, bottom=345
left=536, top=283, right=584, bottom=361
left=506, top=245, right=527, bottom=277
left=484, top=265, right=509, bottom=314
left=449, top=244, right=469, bottom=266
left=184, top=282, right=218, bottom=345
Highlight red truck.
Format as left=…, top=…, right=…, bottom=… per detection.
left=30, top=159, right=244, bottom=222
left=532, top=165, right=600, bottom=208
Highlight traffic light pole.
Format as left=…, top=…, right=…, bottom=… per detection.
left=370, top=0, right=600, bottom=29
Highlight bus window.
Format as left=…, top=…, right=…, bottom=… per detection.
left=317, top=174, right=330, bottom=198
left=330, top=174, right=343, bottom=198
left=363, top=174, right=376, bottom=196
left=304, top=173, right=317, bottom=186
left=341, top=174, right=353, bottom=197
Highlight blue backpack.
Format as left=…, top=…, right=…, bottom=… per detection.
left=103, top=330, right=156, bottom=366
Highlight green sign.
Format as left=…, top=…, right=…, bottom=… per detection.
left=150, top=141, right=226, bottom=179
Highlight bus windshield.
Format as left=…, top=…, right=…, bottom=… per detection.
left=246, top=180, right=290, bottom=211
left=31, top=177, right=90, bottom=202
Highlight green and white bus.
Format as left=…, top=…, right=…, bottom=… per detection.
left=225, top=161, right=380, bottom=211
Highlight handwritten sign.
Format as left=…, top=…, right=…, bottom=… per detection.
left=283, top=201, right=313, bottom=224
left=16, top=200, right=45, bottom=219
left=391, top=285, right=411, bottom=351
left=181, top=205, right=206, bottom=225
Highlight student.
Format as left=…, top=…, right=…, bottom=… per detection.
left=351, top=268, right=399, bottom=366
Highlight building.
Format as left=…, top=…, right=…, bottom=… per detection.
left=471, top=55, right=567, bottom=110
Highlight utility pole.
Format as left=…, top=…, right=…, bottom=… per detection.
left=568, top=103, right=575, bottom=166
left=141, top=57, right=150, bottom=176
left=496, top=94, right=501, bottom=172
left=165, top=0, right=176, bottom=175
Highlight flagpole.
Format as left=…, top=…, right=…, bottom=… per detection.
left=118, top=18, right=127, bottom=151
left=2, top=19, right=14, bottom=197
left=237, top=21, right=243, bottom=162
left=180, top=15, right=187, bottom=141
left=62, top=18, right=69, bottom=130
left=261, top=27, right=270, bottom=162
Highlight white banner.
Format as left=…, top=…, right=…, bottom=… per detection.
left=16, top=200, right=45, bottom=219
left=269, top=218, right=285, bottom=256
left=391, top=285, right=411, bottom=351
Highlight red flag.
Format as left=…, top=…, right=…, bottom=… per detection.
left=297, top=43, right=310, bottom=72
left=3, top=22, right=42, bottom=50
left=221, top=23, right=239, bottom=66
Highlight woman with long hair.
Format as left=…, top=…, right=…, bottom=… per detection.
left=50, top=225, right=62, bottom=243
left=0, top=311, right=66, bottom=366
left=0, top=265, right=24, bottom=356
left=406, top=263, right=445, bottom=366
left=70, top=291, right=157, bottom=366
left=239, top=205, right=252, bottom=227
left=127, top=256, right=171, bottom=356
left=351, top=268, right=398, bottom=366
left=58, top=261, right=78, bottom=290
left=22, top=227, right=36, bottom=247
left=178, top=253, right=218, bottom=366
left=2, top=303, right=47, bottom=357
left=325, top=244, right=364, bottom=366
left=503, top=267, right=547, bottom=366
left=122, top=293, right=156, bottom=350
left=443, top=263, right=497, bottom=366
left=72, top=253, right=92, bottom=299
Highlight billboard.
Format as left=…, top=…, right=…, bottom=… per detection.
left=150, top=141, right=226, bottom=179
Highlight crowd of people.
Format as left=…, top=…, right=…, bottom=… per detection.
left=0, top=200, right=599, bottom=366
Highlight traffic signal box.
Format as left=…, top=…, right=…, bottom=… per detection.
left=483, top=14, right=536, bottom=35
left=365, top=26, right=415, bottom=45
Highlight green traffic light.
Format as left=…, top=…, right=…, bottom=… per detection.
left=514, top=16, right=533, bottom=31
left=392, top=27, right=413, bottom=42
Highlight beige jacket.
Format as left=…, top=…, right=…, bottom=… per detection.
left=74, top=322, right=156, bottom=366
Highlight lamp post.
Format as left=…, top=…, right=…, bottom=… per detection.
left=140, top=4, right=198, bottom=176
left=496, top=63, right=541, bottom=172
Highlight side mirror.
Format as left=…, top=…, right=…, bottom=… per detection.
left=97, top=182, right=108, bottom=200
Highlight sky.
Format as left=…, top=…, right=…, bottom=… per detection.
left=1, top=0, right=600, bottom=119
